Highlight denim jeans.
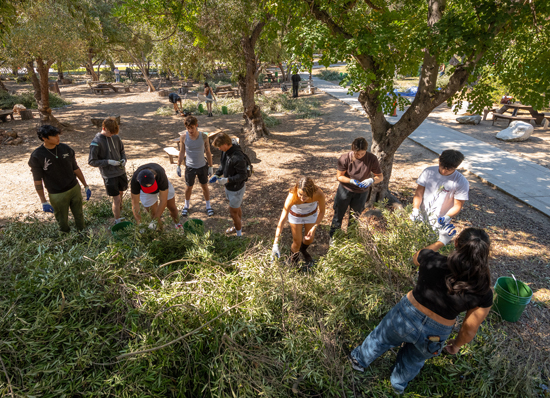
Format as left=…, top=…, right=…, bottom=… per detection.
left=351, top=295, right=453, bottom=393
left=329, top=184, right=369, bottom=237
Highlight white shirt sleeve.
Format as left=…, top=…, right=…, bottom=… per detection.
left=416, top=168, right=429, bottom=187
left=454, top=174, right=469, bottom=201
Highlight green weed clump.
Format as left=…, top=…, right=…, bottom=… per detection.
left=0, top=90, right=70, bottom=110
left=0, top=201, right=546, bottom=397
left=260, top=93, right=322, bottom=119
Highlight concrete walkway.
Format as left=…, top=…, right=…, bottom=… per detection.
left=304, top=74, right=550, bottom=218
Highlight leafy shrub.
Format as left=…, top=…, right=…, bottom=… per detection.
left=0, top=90, right=70, bottom=110
left=100, top=70, right=115, bottom=83
left=319, top=69, right=342, bottom=81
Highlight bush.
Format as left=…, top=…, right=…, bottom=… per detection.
left=319, top=69, right=342, bottom=81
left=0, top=90, right=70, bottom=110
left=0, top=200, right=545, bottom=396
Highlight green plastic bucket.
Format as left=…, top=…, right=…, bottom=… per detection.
left=493, top=276, right=532, bottom=322
left=222, top=106, right=228, bottom=115
left=110, top=221, right=133, bottom=240
left=198, top=103, right=204, bottom=113
left=183, top=219, right=204, bottom=234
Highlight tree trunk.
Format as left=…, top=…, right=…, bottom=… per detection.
left=97, top=60, right=103, bottom=79
left=0, top=79, right=7, bottom=92
left=85, top=50, right=99, bottom=81
left=128, top=52, right=156, bottom=92
left=28, top=59, right=60, bottom=126
left=239, top=24, right=269, bottom=143
left=277, top=62, right=286, bottom=82
left=57, top=61, right=64, bottom=80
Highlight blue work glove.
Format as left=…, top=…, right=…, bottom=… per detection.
left=208, top=166, right=214, bottom=177
left=84, top=186, right=92, bottom=201
left=350, top=179, right=367, bottom=189
left=361, top=178, right=374, bottom=188
left=209, top=175, right=218, bottom=183
left=438, top=215, right=451, bottom=227
left=176, top=165, right=182, bottom=177
left=42, top=202, right=54, bottom=213
left=438, top=223, right=457, bottom=245
left=217, top=177, right=228, bottom=185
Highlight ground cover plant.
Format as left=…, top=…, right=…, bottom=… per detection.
left=0, top=90, right=70, bottom=110
left=0, top=200, right=547, bottom=397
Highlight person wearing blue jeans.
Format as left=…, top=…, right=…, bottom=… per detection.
left=349, top=227, right=494, bottom=394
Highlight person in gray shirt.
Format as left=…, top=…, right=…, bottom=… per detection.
left=176, top=116, right=214, bottom=216
left=88, top=117, right=128, bottom=223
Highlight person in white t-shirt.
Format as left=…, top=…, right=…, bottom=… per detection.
left=410, top=150, right=469, bottom=229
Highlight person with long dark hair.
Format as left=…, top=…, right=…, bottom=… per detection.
left=272, top=177, right=326, bottom=270
left=204, top=82, right=216, bottom=117
left=348, top=227, right=493, bottom=394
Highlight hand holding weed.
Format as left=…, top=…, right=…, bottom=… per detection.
left=304, top=225, right=317, bottom=241
left=438, top=223, right=456, bottom=245
left=217, top=177, right=228, bottom=185
left=444, top=340, right=460, bottom=355
left=208, top=166, right=214, bottom=177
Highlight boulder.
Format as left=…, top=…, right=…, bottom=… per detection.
left=90, top=114, right=121, bottom=128
left=496, top=121, right=534, bottom=142
left=456, top=115, right=482, bottom=125
left=12, top=104, right=26, bottom=115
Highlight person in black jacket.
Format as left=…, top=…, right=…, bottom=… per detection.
left=210, top=133, right=248, bottom=236
left=291, top=71, right=301, bottom=98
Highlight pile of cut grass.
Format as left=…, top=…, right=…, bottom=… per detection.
left=0, top=200, right=546, bottom=397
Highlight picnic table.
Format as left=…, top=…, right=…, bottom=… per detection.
left=491, top=103, right=545, bottom=126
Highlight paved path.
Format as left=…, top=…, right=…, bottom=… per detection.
left=304, top=74, right=550, bottom=218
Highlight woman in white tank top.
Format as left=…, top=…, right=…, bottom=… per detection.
left=272, top=177, right=326, bottom=270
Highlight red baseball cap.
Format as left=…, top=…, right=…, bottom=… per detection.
left=137, top=169, right=158, bottom=193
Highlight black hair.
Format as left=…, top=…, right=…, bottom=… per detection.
left=439, top=149, right=464, bottom=169
left=445, top=228, right=491, bottom=296
left=351, top=137, right=368, bottom=151
left=37, top=125, right=60, bottom=141
left=204, top=82, right=209, bottom=88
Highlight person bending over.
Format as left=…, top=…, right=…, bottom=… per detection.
left=88, top=117, right=128, bottom=224
left=272, top=177, right=326, bottom=270
left=410, top=149, right=469, bottom=229
left=29, top=125, right=92, bottom=233
left=168, top=92, right=183, bottom=115
left=210, top=133, right=248, bottom=236
left=349, top=227, right=493, bottom=394
left=330, top=137, right=383, bottom=238
left=130, top=163, right=181, bottom=230
left=176, top=116, right=214, bottom=217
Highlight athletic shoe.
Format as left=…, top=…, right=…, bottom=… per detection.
left=181, top=208, right=189, bottom=217
left=174, top=223, right=183, bottom=229
left=348, top=354, right=364, bottom=372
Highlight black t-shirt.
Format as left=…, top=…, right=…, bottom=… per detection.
left=28, top=143, right=79, bottom=194
left=413, top=249, right=493, bottom=320
left=130, top=163, right=169, bottom=195
left=291, top=74, right=301, bottom=84
left=168, top=93, right=181, bottom=103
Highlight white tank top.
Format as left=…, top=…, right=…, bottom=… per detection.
left=290, top=201, right=318, bottom=215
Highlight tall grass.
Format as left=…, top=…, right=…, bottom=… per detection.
left=1, top=201, right=545, bottom=396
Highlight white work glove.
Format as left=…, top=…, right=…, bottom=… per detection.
left=361, top=178, right=374, bottom=188
left=217, top=177, right=228, bottom=185
left=410, top=208, right=421, bottom=222
left=438, top=215, right=451, bottom=227
left=272, top=243, right=280, bottom=259
left=438, top=223, right=457, bottom=245
left=350, top=179, right=367, bottom=189
left=208, top=166, right=214, bottom=177
left=108, top=159, right=119, bottom=166
left=176, top=165, right=182, bottom=177
left=148, top=220, right=157, bottom=230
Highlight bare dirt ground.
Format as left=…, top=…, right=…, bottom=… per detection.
left=1, top=79, right=549, bottom=353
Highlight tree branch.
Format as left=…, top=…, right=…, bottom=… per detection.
left=364, top=0, right=382, bottom=11
left=305, top=0, right=353, bottom=39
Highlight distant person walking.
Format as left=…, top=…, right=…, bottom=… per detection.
left=88, top=117, right=128, bottom=224
left=204, top=82, right=216, bottom=117
left=272, top=177, right=326, bottom=270
left=28, top=125, right=92, bottom=233
left=210, top=133, right=248, bottom=236
left=114, top=67, right=120, bottom=83
left=291, top=71, right=301, bottom=98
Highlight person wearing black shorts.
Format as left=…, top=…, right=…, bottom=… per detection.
left=88, top=117, right=128, bottom=224
left=168, top=92, right=183, bottom=115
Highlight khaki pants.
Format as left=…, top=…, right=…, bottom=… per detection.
left=49, top=184, right=85, bottom=233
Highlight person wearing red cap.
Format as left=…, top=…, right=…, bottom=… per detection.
left=130, top=163, right=181, bottom=230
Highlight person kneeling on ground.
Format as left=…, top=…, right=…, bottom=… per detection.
left=349, top=227, right=493, bottom=394
left=130, top=163, right=181, bottom=230
left=272, top=177, right=326, bottom=271
left=168, top=92, right=183, bottom=115
left=209, top=133, right=248, bottom=236
left=176, top=116, right=214, bottom=217
left=330, top=137, right=383, bottom=238
left=29, top=125, right=92, bottom=233
left=410, top=149, right=469, bottom=229
left=88, top=117, right=128, bottom=224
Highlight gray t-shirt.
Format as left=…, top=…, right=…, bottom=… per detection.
left=180, top=131, right=207, bottom=169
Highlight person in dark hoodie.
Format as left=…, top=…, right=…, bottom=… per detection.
left=88, top=117, right=128, bottom=224
left=209, top=133, right=248, bottom=236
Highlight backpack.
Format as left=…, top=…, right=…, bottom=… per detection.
left=241, top=151, right=254, bottom=179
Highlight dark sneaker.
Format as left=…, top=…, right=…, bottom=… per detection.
left=348, top=354, right=364, bottom=372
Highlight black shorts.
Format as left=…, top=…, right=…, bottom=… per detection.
left=185, top=165, right=208, bottom=187
left=104, top=175, right=129, bottom=196
left=168, top=93, right=181, bottom=104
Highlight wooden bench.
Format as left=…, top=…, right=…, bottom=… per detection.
left=163, top=147, right=180, bottom=164
left=87, top=82, right=110, bottom=94
left=0, top=110, right=14, bottom=123
left=483, top=108, right=497, bottom=121
left=492, top=113, right=536, bottom=126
